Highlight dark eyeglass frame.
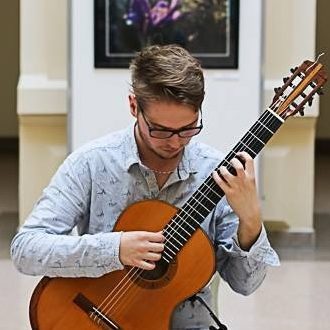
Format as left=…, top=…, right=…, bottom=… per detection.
left=137, top=100, right=203, bottom=139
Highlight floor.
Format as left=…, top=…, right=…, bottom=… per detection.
left=0, top=151, right=329, bottom=330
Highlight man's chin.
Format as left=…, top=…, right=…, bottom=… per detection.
left=159, top=150, right=182, bottom=159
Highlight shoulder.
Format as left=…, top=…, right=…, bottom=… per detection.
left=187, top=140, right=224, bottom=163
left=183, top=140, right=224, bottom=177
left=67, top=127, right=131, bottom=165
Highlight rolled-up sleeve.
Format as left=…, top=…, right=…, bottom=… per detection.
left=213, top=202, right=280, bottom=296
left=10, top=155, right=124, bottom=278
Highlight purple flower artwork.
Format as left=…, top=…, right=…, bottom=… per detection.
left=94, top=0, right=239, bottom=68
left=125, top=0, right=182, bottom=31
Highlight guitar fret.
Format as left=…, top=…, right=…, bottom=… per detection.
left=246, top=130, right=265, bottom=145
left=194, top=188, right=216, bottom=207
left=165, top=218, right=192, bottom=250
left=245, top=131, right=265, bottom=152
left=266, top=108, right=285, bottom=122
left=257, top=119, right=275, bottom=134
left=161, top=254, right=171, bottom=263
left=167, top=234, right=183, bottom=247
left=166, top=236, right=186, bottom=255
left=174, top=214, right=195, bottom=231
left=165, top=238, right=180, bottom=252
left=172, top=220, right=191, bottom=237
left=194, top=181, right=222, bottom=216
left=222, top=158, right=231, bottom=166
left=164, top=242, right=179, bottom=256
left=167, top=220, right=192, bottom=242
left=190, top=194, right=212, bottom=213
left=237, top=140, right=257, bottom=156
left=178, top=208, right=201, bottom=227
left=249, top=126, right=272, bottom=144
left=163, top=248, right=175, bottom=260
left=181, top=202, right=205, bottom=222
left=200, top=181, right=221, bottom=199
left=218, top=158, right=236, bottom=175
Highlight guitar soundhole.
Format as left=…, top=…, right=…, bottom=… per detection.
left=136, top=258, right=177, bottom=289
left=140, top=258, right=169, bottom=280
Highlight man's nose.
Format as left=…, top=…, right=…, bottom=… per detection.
left=168, top=134, right=182, bottom=147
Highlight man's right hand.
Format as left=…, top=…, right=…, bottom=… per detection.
left=119, top=231, right=165, bottom=270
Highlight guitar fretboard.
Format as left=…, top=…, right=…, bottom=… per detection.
left=161, top=109, right=284, bottom=263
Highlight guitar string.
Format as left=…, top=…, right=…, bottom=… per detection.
left=157, top=61, right=322, bottom=278
left=94, top=97, right=286, bottom=320
left=162, top=73, right=316, bottom=252
left=95, top=69, right=314, bottom=320
left=159, top=98, right=285, bottom=256
left=102, top=102, right=300, bottom=320
left=158, top=65, right=313, bottom=250
left=101, top=64, right=323, bottom=319
left=92, top=61, right=320, bottom=322
left=94, top=96, right=286, bottom=320
left=99, top=102, right=285, bottom=318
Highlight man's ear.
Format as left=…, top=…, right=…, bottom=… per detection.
left=129, top=94, right=138, bottom=117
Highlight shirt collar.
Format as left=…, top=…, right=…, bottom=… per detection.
left=179, top=142, right=198, bottom=177
left=123, top=123, right=198, bottom=177
left=124, top=123, right=141, bottom=171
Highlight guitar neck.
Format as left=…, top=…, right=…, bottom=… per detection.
left=163, top=108, right=284, bottom=257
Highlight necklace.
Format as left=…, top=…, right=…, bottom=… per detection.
left=150, top=168, right=176, bottom=175
left=141, top=163, right=177, bottom=175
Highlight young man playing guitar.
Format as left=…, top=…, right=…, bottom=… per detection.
left=11, top=44, right=279, bottom=329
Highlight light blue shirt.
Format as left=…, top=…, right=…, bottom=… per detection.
left=11, top=124, right=279, bottom=329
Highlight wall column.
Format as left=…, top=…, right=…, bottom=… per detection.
left=262, top=0, right=318, bottom=238
left=18, top=0, right=68, bottom=224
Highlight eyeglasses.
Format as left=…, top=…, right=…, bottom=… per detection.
left=137, top=101, right=203, bottom=139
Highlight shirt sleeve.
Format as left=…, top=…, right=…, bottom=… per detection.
left=213, top=201, right=280, bottom=296
left=10, top=154, right=124, bottom=278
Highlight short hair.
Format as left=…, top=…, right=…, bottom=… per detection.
left=130, top=44, right=205, bottom=112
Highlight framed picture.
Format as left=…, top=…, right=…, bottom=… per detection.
left=94, top=0, right=239, bottom=69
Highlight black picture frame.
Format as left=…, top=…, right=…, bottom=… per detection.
left=94, top=0, right=239, bottom=69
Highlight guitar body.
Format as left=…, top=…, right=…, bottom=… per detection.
left=30, top=200, right=215, bottom=330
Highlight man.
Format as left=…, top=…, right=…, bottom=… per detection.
left=11, top=44, right=279, bottom=329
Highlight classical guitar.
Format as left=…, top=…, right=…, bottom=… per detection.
left=30, top=59, right=327, bottom=330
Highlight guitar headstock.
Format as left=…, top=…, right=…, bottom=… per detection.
left=271, top=59, right=327, bottom=120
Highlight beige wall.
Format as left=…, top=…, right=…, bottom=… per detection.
left=0, top=0, right=19, bottom=137
left=19, top=115, right=67, bottom=221
left=262, top=118, right=316, bottom=231
left=17, top=0, right=320, bottom=234
left=316, top=0, right=330, bottom=140
left=262, top=0, right=318, bottom=232
left=264, top=0, right=317, bottom=82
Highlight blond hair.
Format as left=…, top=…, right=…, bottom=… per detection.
left=130, top=44, right=205, bottom=111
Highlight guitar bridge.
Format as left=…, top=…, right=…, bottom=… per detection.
left=73, top=293, right=120, bottom=329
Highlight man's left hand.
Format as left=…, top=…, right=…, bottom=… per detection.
left=212, top=151, right=262, bottom=250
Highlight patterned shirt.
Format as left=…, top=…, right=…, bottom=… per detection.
left=11, top=124, right=280, bottom=329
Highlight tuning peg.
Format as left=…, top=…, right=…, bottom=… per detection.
left=274, top=87, right=281, bottom=94
left=317, top=88, right=324, bottom=95
left=283, top=77, right=290, bottom=83
left=290, top=67, right=298, bottom=73
left=299, top=107, right=305, bottom=116
left=308, top=97, right=314, bottom=107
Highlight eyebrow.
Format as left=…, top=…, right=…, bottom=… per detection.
left=137, top=99, right=200, bottom=130
left=148, top=118, right=199, bottom=130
